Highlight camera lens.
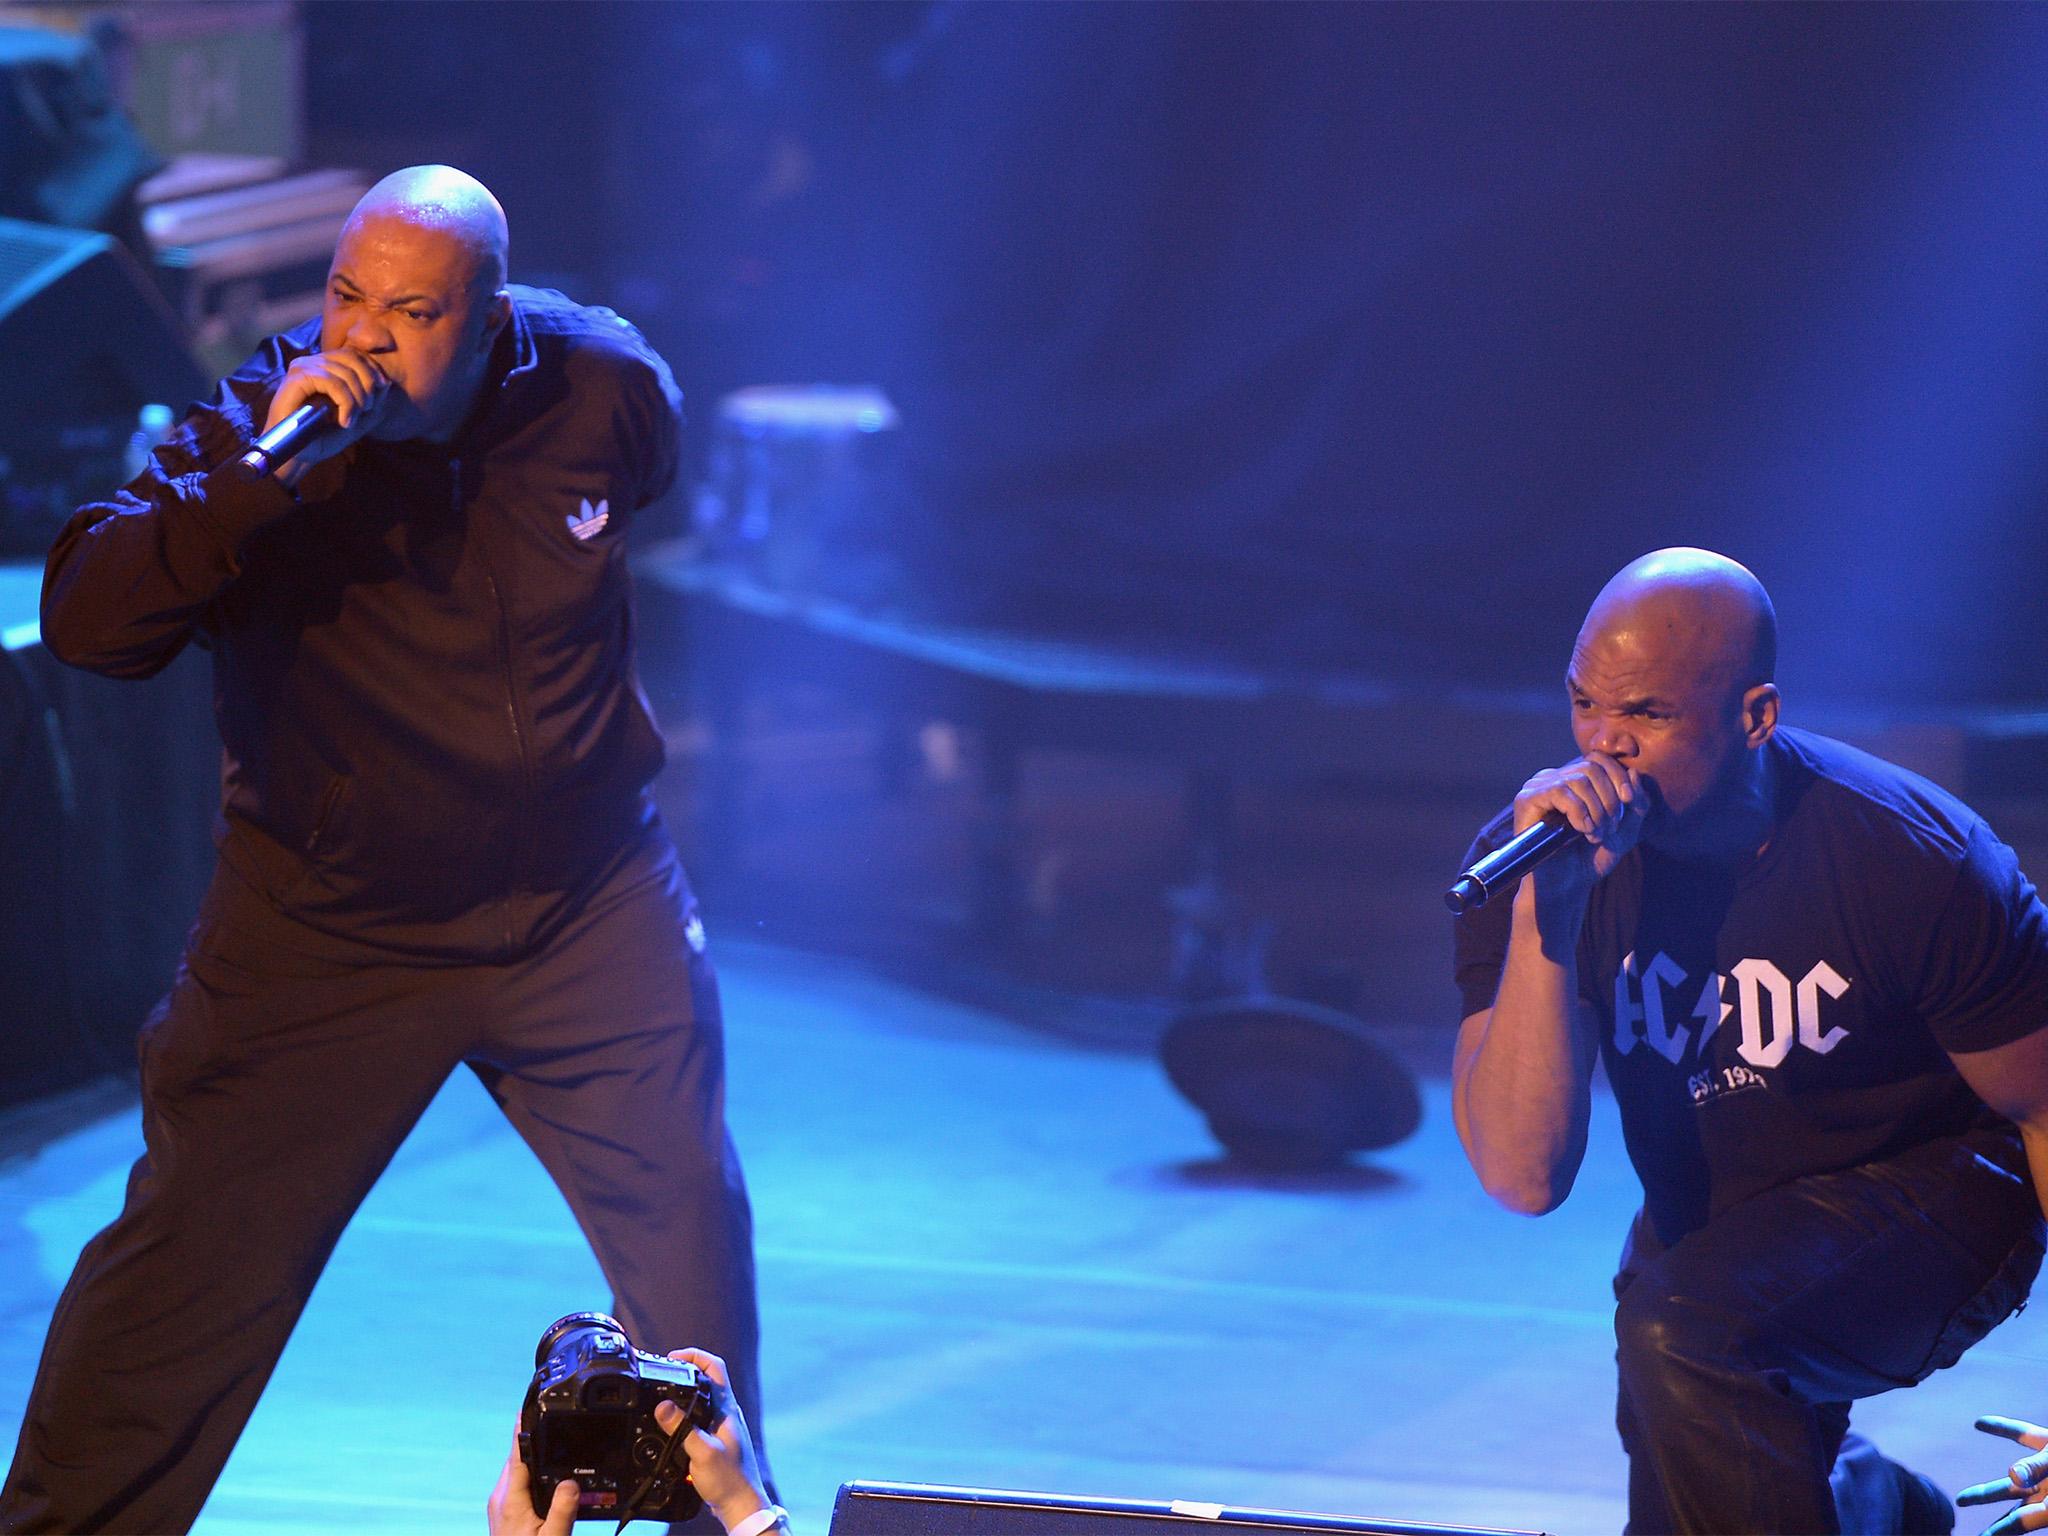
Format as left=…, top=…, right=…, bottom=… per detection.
left=534, top=1311, right=625, bottom=1367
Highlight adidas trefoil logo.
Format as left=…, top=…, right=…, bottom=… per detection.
left=567, top=498, right=610, bottom=541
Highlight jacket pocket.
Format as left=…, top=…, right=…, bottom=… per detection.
left=303, top=773, right=352, bottom=856
left=222, top=775, right=355, bottom=909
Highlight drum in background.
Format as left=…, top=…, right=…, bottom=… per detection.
left=693, top=383, right=905, bottom=604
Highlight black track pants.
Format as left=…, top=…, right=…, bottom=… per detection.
left=0, top=840, right=762, bottom=1534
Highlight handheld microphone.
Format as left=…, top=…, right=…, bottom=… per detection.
left=1444, top=815, right=1579, bottom=914
left=238, top=399, right=335, bottom=473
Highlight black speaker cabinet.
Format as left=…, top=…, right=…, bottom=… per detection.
left=828, top=1482, right=1551, bottom=1536
left=0, top=640, right=74, bottom=1104
left=0, top=569, right=217, bottom=1110
left=0, top=216, right=208, bottom=554
left=0, top=216, right=205, bottom=435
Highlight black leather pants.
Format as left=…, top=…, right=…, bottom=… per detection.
left=1613, top=1130, right=2044, bottom=1535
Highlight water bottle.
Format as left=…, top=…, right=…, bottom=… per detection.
left=123, top=402, right=175, bottom=483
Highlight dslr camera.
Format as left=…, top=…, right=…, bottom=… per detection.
left=519, top=1311, right=723, bottom=1525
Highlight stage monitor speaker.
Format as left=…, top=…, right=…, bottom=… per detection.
left=0, top=215, right=207, bottom=553
left=828, top=1482, right=1551, bottom=1536
left=0, top=216, right=206, bottom=433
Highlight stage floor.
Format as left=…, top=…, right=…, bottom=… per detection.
left=2, top=941, right=2044, bottom=1535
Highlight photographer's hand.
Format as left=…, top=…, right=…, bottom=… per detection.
left=656, top=1348, right=779, bottom=1533
left=487, top=1428, right=578, bottom=1536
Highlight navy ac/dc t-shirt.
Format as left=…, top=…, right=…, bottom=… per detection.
left=1453, top=726, right=2048, bottom=1247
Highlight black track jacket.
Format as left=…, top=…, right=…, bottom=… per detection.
left=41, top=286, right=684, bottom=960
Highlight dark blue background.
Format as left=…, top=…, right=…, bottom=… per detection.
left=309, top=1, right=2048, bottom=710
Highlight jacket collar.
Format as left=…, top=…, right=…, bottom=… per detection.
left=440, top=294, right=538, bottom=454
left=497, top=291, right=540, bottom=389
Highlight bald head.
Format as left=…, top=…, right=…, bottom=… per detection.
left=346, top=165, right=508, bottom=298
left=1582, top=547, right=1777, bottom=696
left=320, top=165, right=514, bottom=443
left=1562, top=547, right=1783, bottom=840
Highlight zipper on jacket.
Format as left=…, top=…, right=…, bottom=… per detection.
left=461, top=455, right=537, bottom=953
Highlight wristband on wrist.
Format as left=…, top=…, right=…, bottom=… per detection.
left=728, top=1503, right=788, bottom=1536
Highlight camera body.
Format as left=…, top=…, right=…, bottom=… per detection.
left=519, top=1311, right=722, bottom=1524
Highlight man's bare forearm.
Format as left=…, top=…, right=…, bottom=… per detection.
left=1454, top=883, right=1598, bottom=1215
